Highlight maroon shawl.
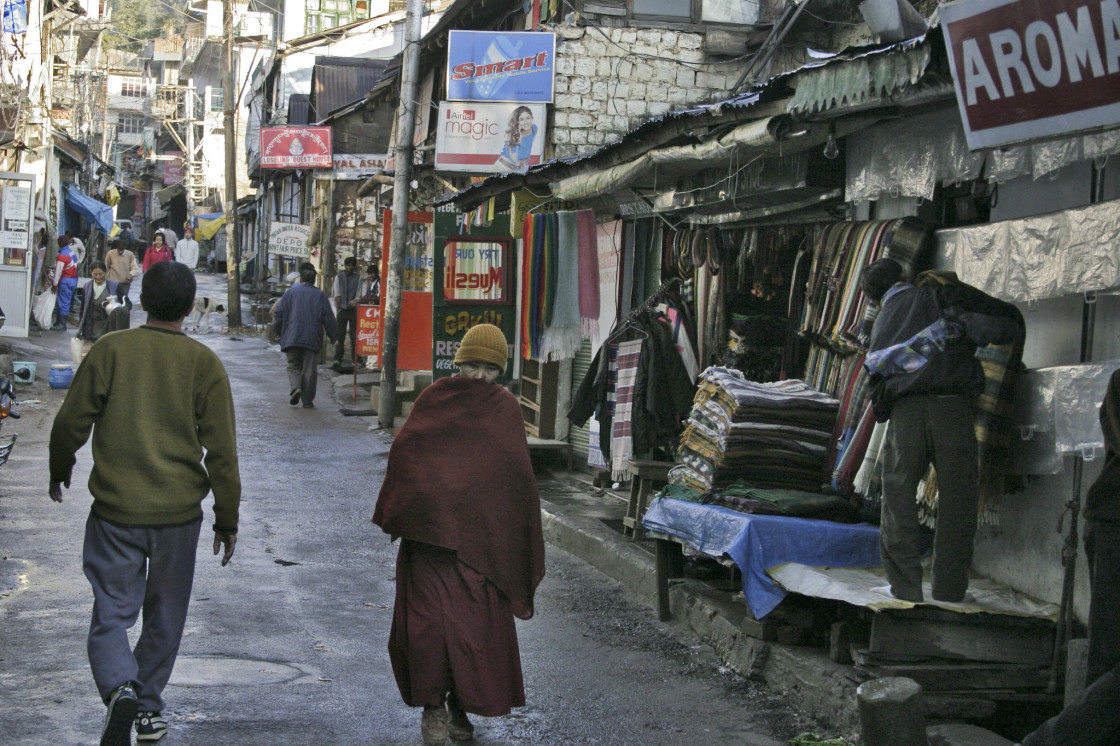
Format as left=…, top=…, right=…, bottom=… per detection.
left=372, top=376, right=546, bottom=619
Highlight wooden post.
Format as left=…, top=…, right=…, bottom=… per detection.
left=856, top=677, right=926, bottom=746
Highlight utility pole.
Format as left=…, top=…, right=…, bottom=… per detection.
left=222, top=0, right=242, bottom=326
left=185, top=77, right=196, bottom=220
left=377, top=0, right=423, bottom=429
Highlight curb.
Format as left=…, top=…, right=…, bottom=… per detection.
left=537, top=496, right=863, bottom=738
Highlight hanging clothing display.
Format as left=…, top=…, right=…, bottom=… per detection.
left=521, top=210, right=601, bottom=361
left=569, top=287, right=696, bottom=471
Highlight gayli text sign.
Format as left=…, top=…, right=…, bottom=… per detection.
left=941, top=0, right=1120, bottom=150
left=260, top=127, right=333, bottom=168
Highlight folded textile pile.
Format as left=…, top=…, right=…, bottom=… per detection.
left=674, top=367, right=839, bottom=493
left=654, top=480, right=859, bottom=523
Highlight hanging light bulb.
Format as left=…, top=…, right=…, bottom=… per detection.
left=823, top=123, right=840, bottom=160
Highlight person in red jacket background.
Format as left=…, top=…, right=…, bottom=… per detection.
left=142, top=232, right=172, bottom=273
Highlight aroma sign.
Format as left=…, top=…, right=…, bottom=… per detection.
left=941, top=0, right=1120, bottom=149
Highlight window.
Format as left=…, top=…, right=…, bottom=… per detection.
left=118, top=117, right=146, bottom=135
left=210, top=87, right=224, bottom=112
left=121, top=80, right=145, bottom=97
left=304, top=0, right=368, bottom=34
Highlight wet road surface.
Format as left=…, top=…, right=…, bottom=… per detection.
left=0, top=272, right=817, bottom=744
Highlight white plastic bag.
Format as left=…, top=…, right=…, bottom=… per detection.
left=70, top=336, right=84, bottom=367
left=32, top=289, right=56, bottom=329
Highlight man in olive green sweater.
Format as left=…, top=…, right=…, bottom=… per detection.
left=48, top=261, right=241, bottom=746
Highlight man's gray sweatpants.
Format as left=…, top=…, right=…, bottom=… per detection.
left=286, top=347, right=319, bottom=404
left=83, top=511, right=201, bottom=712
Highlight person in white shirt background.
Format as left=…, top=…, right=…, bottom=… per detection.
left=176, top=226, right=200, bottom=270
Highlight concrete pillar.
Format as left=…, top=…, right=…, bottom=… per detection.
left=857, top=676, right=927, bottom=746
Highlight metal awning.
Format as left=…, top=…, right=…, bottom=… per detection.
left=550, top=116, right=793, bottom=201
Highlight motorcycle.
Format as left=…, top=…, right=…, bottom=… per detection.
left=0, top=368, right=27, bottom=466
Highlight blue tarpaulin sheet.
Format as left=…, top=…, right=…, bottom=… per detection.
left=63, top=184, right=114, bottom=235
left=643, top=497, right=881, bottom=619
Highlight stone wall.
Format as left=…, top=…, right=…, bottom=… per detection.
left=550, top=26, right=745, bottom=158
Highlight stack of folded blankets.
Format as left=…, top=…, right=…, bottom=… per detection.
left=674, top=366, right=840, bottom=493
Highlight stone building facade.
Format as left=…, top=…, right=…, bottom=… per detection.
left=550, top=26, right=744, bottom=157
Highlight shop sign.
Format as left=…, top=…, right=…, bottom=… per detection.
left=435, top=102, right=547, bottom=173
left=332, top=153, right=390, bottom=180
left=941, top=0, right=1120, bottom=150
left=441, top=238, right=508, bottom=304
left=260, top=126, right=333, bottom=168
left=446, top=30, right=556, bottom=103
left=161, top=151, right=184, bottom=185
left=356, top=303, right=381, bottom=358
left=1, top=181, right=32, bottom=266
left=267, top=221, right=311, bottom=257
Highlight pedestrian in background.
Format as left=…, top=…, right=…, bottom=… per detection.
left=74, top=260, right=130, bottom=359
left=175, top=226, right=200, bottom=270
left=48, top=261, right=241, bottom=746
left=52, top=234, right=80, bottom=330
left=361, top=263, right=380, bottom=304
left=332, top=255, right=361, bottom=368
left=271, top=262, right=338, bottom=408
left=104, top=238, right=140, bottom=306
left=142, top=232, right=172, bottom=273
left=372, top=324, right=545, bottom=745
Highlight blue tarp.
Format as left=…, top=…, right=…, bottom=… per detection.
left=63, top=184, right=114, bottom=235
left=643, top=497, right=881, bottom=619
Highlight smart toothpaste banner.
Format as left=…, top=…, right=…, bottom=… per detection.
left=941, top=0, right=1120, bottom=150
left=434, top=102, right=547, bottom=173
left=446, top=30, right=556, bottom=103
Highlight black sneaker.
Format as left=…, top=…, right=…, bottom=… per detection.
left=136, top=710, right=168, bottom=741
left=100, top=683, right=138, bottom=746
left=289, top=388, right=301, bottom=405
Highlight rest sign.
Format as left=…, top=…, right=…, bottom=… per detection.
left=941, top=0, right=1120, bottom=150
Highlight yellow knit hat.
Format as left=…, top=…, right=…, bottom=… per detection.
left=453, top=324, right=509, bottom=373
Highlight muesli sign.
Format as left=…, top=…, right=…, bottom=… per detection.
left=260, top=126, right=333, bottom=168
left=941, top=0, right=1120, bottom=150
left=446, top=30, right=556, bottom=103
left=267, top=222, right=311, bottom=257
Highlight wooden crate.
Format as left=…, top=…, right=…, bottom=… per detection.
left=520, top=357, right=560, bottom=439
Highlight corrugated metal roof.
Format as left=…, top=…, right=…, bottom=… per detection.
left=311, top=57, right=388, bottom=123
left=288, top=94, right=311, bottom=125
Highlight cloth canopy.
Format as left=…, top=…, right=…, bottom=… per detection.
left=63, top=184, right=114, bottom=235
left=194, top=212, right=226, bottom=240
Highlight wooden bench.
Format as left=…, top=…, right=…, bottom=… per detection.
left=621, top=458, right=673, bottom=540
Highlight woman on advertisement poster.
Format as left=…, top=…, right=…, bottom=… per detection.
left=495, top=106, right=537, bottom=170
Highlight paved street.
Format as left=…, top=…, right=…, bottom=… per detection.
left=0, top=273, right=815, bottom=745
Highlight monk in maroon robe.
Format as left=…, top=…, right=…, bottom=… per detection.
left=373, top=324, right=546, bottom=745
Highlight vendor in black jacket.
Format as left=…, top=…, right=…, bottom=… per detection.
left=860, top=258, right=1023, bottom=604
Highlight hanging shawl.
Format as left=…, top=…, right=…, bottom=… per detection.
left=576, top=210, right=600, bottom=339
left=372, top=377, right=546, bottom=619
left=538, top=211, right=582, bottom=361
left=611, top=339, right=643, bottom=480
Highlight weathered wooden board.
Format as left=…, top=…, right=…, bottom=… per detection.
left=869, top=612, right=1053, bottom=665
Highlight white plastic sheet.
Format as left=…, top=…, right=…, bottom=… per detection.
left=936, top=198, right=1120, bottom=302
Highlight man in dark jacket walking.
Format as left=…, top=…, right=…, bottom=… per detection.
left=860, top=257, right=1023, bottom=604
left=272, top=262, right=338, bottom=408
